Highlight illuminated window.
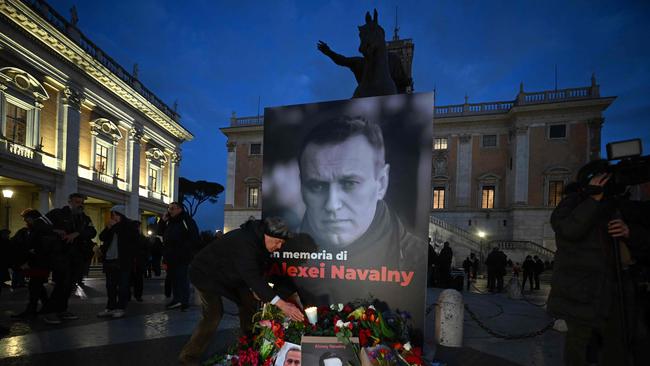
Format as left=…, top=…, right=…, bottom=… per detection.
left=481, top=186, right=495, bottom=209
left=434, top=138, right=448, bottom=150
left=548, top=180, right=564, bottom=206
left=482, top=134, right=497, bottom=148
left=5, top=103, right=27, bottom=145
left=248, top=186, right=259, bottom=208
left=95, top=143, right=110, bottom=174
left=148, top=166, right=160, bottom=192
left=432, top=187, right=445, bottom=209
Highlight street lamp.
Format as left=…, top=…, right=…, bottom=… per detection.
left=477, top=230, right=486, bottom=239
left=2, top=188, right=14, bottom=230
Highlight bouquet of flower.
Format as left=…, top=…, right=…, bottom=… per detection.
left=204, top=301, right=424, bottom=366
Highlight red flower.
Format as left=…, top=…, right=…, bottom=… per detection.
left=404, top=347, right=424, bottom=365
left=359, top=329, right=372, bottom=347
left=343, top=304, right=353, bottom=313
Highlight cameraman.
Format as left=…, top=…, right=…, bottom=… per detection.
left=548, top=159, right=649, bottom=365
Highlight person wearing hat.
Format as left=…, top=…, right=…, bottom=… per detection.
left=178, top=217, right=305, bottom=366
left=97, top=205, right=138, bottom=319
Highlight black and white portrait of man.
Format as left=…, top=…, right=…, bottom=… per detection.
left=263, top=93, right=433, bottom=335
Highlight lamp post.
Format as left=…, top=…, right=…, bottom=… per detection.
left=2, top=188, right=14, bottom=230
left=477, top=230, right=487, bottom=265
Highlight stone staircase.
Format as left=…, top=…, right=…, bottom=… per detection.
left=428, top=216, right=556, bottom=267
left=429, top=216, right=482, bottom=267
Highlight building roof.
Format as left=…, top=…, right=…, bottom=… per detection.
left=1, top=0, right=193, bottom=141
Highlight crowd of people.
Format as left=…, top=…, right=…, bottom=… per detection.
left=0, top=193, right=201, bottom=325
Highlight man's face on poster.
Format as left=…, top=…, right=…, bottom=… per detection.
left=283, top=349, right=301, bottom=366
left=300, top=134, right=389, bottom=248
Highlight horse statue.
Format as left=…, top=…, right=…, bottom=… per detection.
left=317, top=9, right=409, bottom=98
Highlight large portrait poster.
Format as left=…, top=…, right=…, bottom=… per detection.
left=262, top=93, right=433, bottom=340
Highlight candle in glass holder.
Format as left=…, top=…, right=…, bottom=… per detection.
left=305, top=306, right=318, bottom=325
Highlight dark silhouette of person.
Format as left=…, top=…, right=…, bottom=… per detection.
left=462, top=256, right=472, bottom=290
left=521, top=255, right=535, bottom=292
left=533, top=255, right=544, bottom=290
left=438, top=242, right=453, bottom=287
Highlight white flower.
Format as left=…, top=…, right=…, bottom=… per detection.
left=330, top=303, right=344, bottom=312
left=368, top=305, right=376, bottom=310
left=335, top=320, right=350, bottom=329
left=403, top=342, right=412, bottom=351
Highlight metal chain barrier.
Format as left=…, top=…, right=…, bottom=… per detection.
left=520, top=292, right=548, bottom=307
left=464, top=303, right=556, bottom=340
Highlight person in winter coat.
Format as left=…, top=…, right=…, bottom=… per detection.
left=10, top=209, right=57, bottom=319
left=521, top=255, right=535, bottom=292
left=157, top=202, right=200, bottom=311
left=41, top=193, right=96, bottom=324
left=96, top=205, right=138, bottom=319
left=178, top=217, right=304, bottom=366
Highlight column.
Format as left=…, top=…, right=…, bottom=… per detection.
left=0, top=84, right=7, bottom=139
left=513, top=125, right=529, bottom=205
left=126, top=126, right=143, bottom=219
left=170, top=150, right=181, bottom=202
left=38, top=186, right=51, bottom=214
left=455, top=135, right=472, bottom=207
left=31, top=100, right=43, bottom=149
left=588, top=118, right=604, bottom=161
left=55, top=86, right=83, bottom=207
left=225, top=141, right=237, bottom=207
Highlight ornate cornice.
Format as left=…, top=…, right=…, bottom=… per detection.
left=146, top=147, right=168, bottom=165
left=0, top=0, right=193, bottom=141
left=90, top=118, right=122, bottom=143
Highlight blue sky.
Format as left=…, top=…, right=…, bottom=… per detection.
left=46, top=0, right=650, bottom=231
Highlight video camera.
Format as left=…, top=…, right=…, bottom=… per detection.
left=604, top=139, right=650, bottom=194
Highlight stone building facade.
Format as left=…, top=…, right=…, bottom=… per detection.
left=0, top=0, right=192, bottom=235
left=221, top=80, right=614, bottom=253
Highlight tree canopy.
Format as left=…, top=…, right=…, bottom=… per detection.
left=178, top=177, right=224, bottom=217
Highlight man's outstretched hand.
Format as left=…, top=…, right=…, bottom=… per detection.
left=317, top=40, right=331, bottom=54
left=276, top=299, right=305, bottom=322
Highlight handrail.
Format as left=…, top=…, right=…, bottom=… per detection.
left=430, top=215, right=481, bottom=247
left=488, top=240, right=556, bottom=259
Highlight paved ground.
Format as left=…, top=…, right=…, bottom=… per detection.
left=0, top=270, right=563, bottom=365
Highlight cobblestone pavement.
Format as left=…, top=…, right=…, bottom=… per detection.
left=0, top=271, right=563, bottom=365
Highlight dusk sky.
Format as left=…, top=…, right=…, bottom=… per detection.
left=46, top=0, right=650, bottom=231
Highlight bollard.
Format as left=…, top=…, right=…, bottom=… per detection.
left=507, top=277, right=522, bottom=300
left=434, top=289, right=464, bottom=347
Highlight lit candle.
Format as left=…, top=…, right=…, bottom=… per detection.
left=305, top=306, right=318, bottom=325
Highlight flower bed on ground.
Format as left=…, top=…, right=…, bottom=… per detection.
left=204, top=300, right=424, bottom=366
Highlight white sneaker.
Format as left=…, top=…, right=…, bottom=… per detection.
left=112, top=309, right=125, bottom=318
left=97, top=309, right=114, bottom=318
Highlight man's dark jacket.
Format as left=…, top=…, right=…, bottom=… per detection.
left=98, top=219, right=139, bottom=270
left=45, top=206, right=96, bottom=260
left=189, top=220, right=292, bottom=303
left=522, top=257, right=535, bottom=275
left=157, top=211, right=199, bottom=266
left=547, top=192, right=614, bottom=326
left=11, top=217, right=57, bottom=277
left=486, top=250, right=507, bottom=275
